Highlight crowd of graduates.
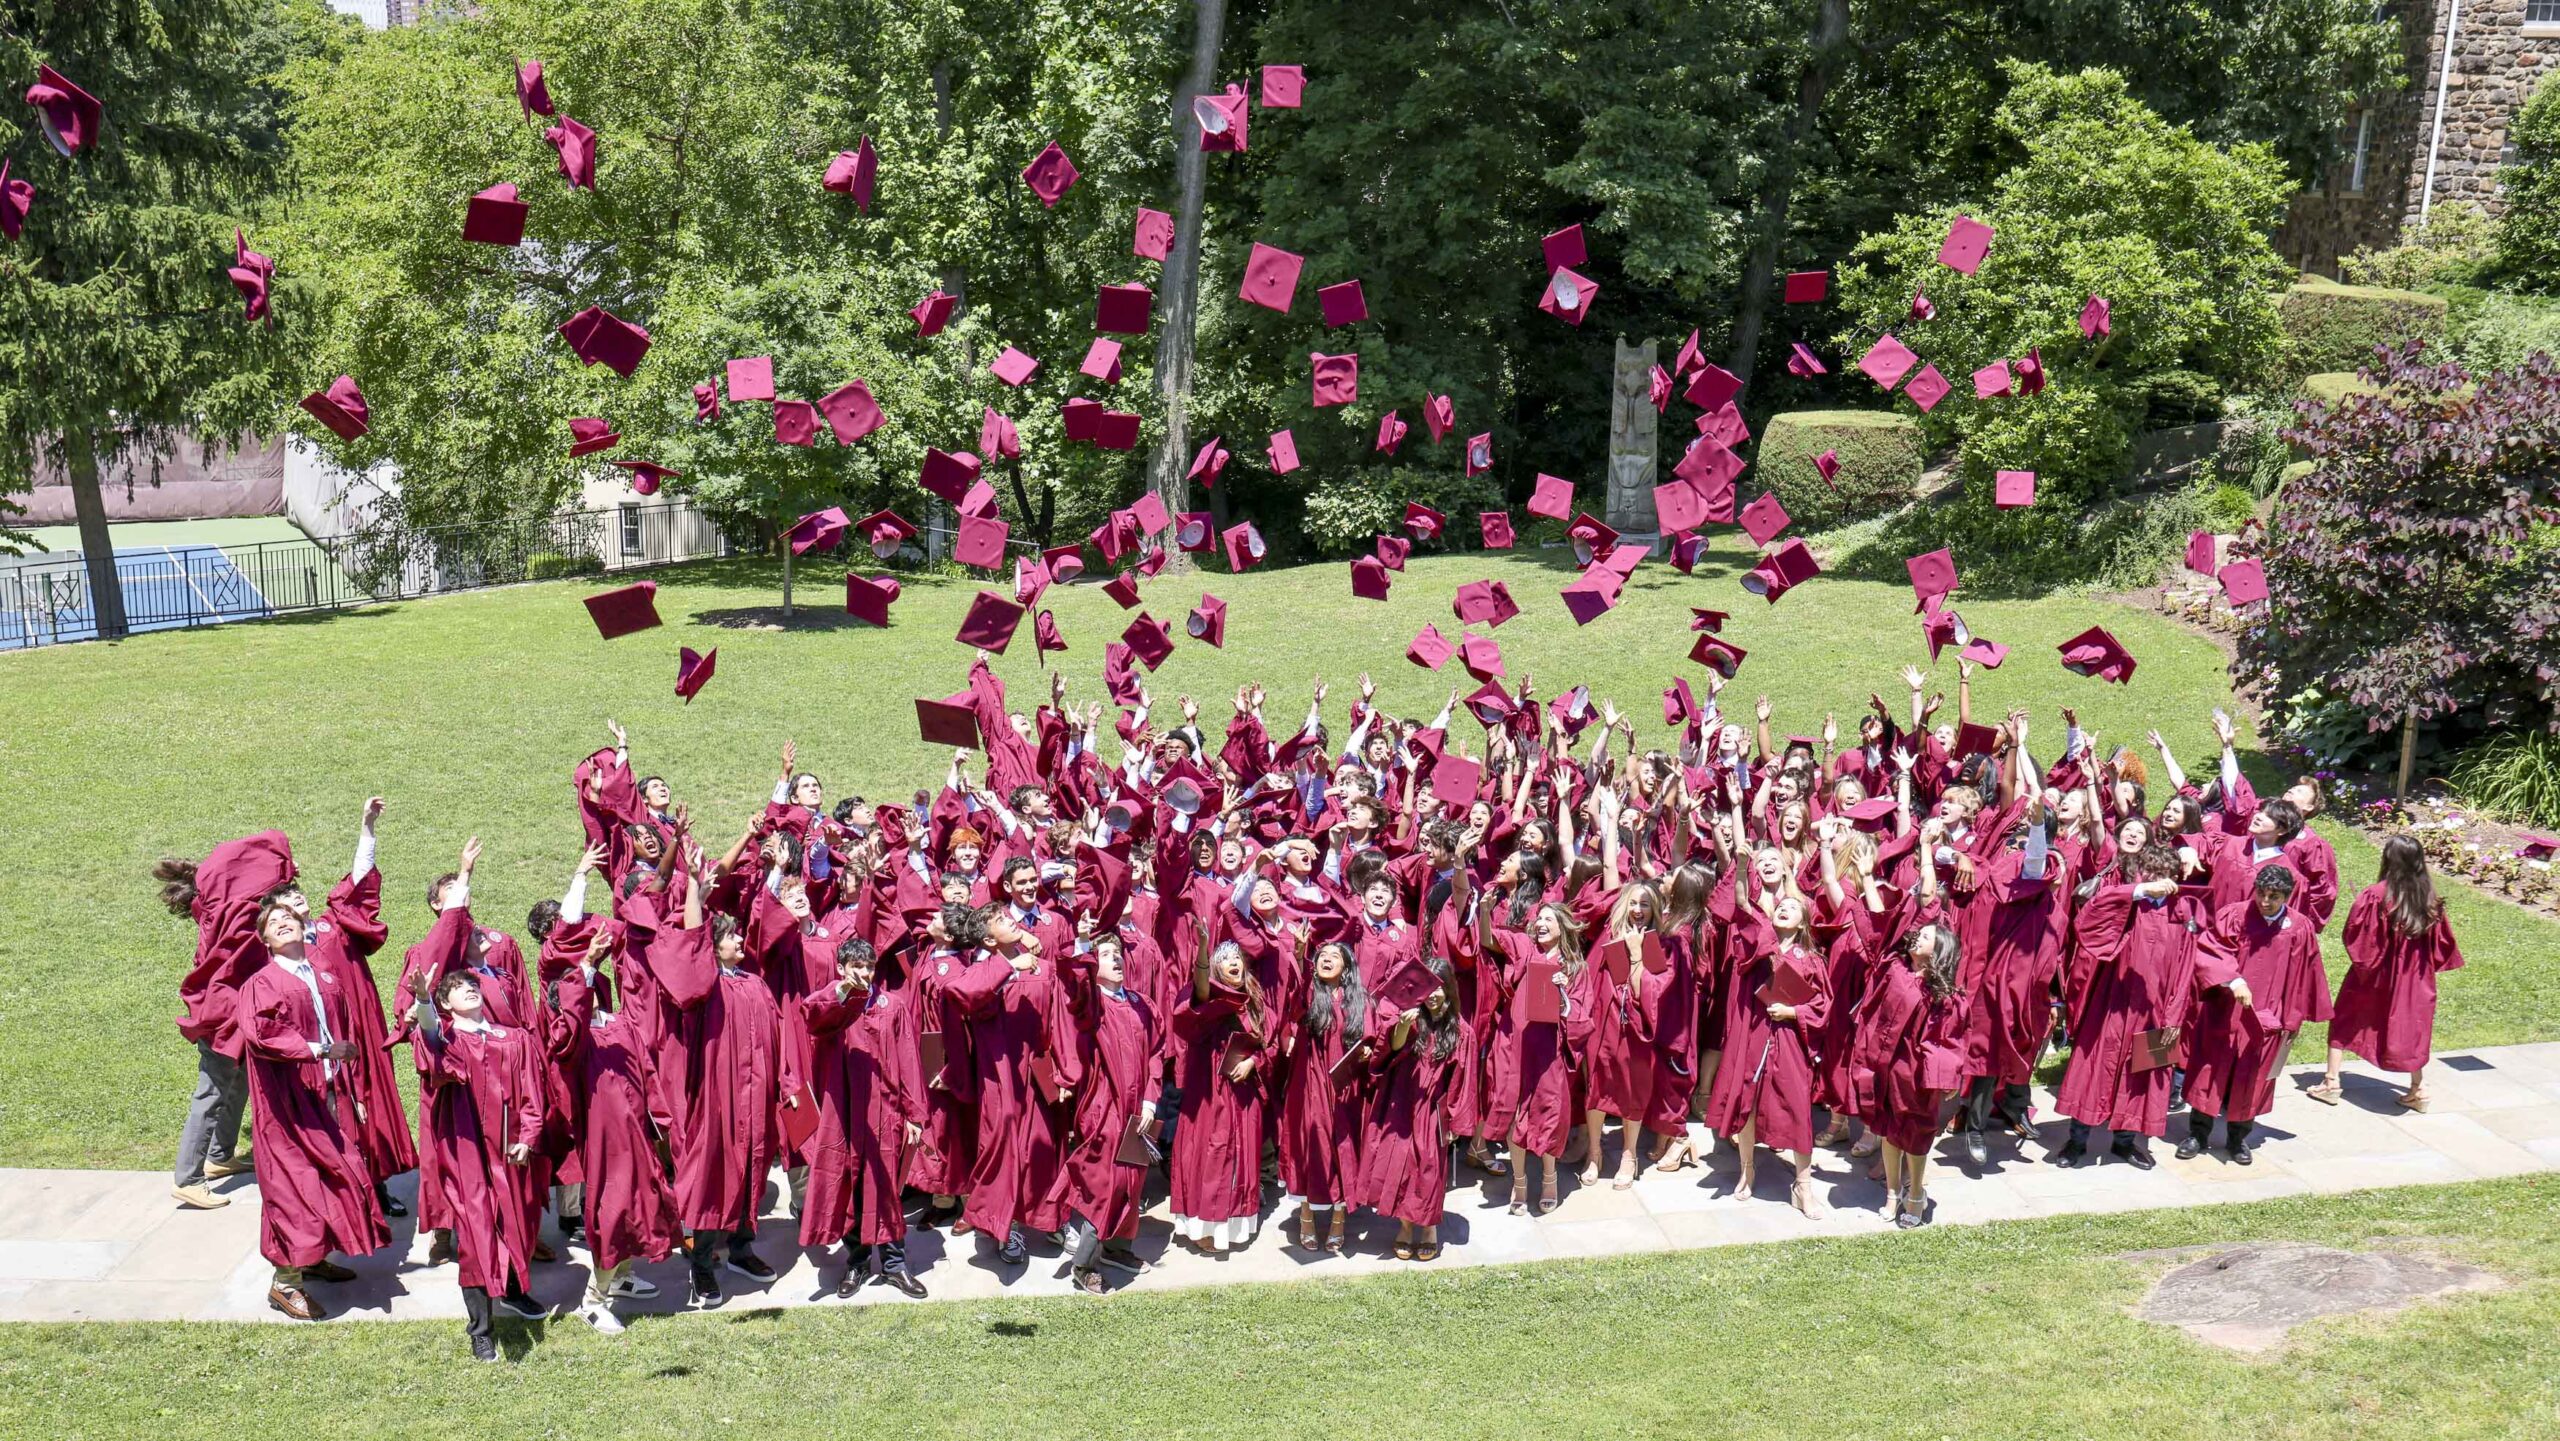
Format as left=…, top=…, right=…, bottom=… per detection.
left=157, top=656, right=2465, bottom=1360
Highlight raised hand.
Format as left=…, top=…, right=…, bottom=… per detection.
left=781, top=738, right=797, bottom=775
left=1900, top=664, right=1927, bottom=692
left=1821, top=712, right=1837, bottom=748
left=1359, top=672, right=1376, bottom=703
left=1754, top=695, right=1772, bottom=724
left=576, top=842, right=605, bottom=876
left=361, top=795, right=385, bottom=827
left=606, top=718, right=626, bottom=749
left=460, top=835, right=483, bottom=874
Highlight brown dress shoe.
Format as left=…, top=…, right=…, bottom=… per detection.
left=267, top=1284, right=322, bottom=1321
left=426, top=1230, right=456, bottom=1267
left=533, top=1240, right=558, bottom=1264
left=305, top=1259, right=357, bottom=1283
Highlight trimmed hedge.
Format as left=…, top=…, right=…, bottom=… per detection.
left=2276, top=276, right=2447, bottom=383
left=1756, top=410, right=1925, bottom=531
left=2298, top=371, right=2380, bottom=405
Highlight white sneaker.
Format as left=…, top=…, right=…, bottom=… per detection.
left=582, top=1302, right=624, bottom=1334
left=609, top=1274, right=659, bottom=1299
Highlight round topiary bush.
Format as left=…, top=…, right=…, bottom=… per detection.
left=1754, top=410, right=1925, bottom=531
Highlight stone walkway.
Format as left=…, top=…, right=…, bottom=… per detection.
left=5, top=1045, right=2556, bottom=1326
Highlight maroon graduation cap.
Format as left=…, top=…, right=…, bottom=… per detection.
left=2081, top=294, right=2112, bottom=339
left=2057, top=626, right=2137, bottom=684
left=1741, top=539, right=1819, bottom=603
left=1223, top=521, right=1267, bottom=572
left=608, top=459, right=677, bottom=494
left=1540, top=266, right=1598, bottom=326
left=1101, top=571, right=1141, bottom=609
left=462, top=183, right=528, bottom=246
left=1904, top=364, right=1952, bottom=412
left=1266, top=428, right=1300, bottom=474
left=1906, top=548, right=1958, bottom=612
left=1560, top=567, right=1625, bottom=625
left=2219, top=559, right=2269, bottom=607
left=0, top=158, right=32, bottom=241
left=1973, top=360, right=2014, bottom=400
left=1690, top=633, right=1747, bottom=678
left=1081, top=338, right=1124, bottom=385
left=954, top=514, right=1010, bottom=570
left=1650, top=364, right=1674, bottom=410
left=514, top=58, right=554, bottom=120
left=1542, top=225, right=1586, bottom=272
left=1240, top=242, right=1304, bottom=313
left=1013, top=553, right=1051, bottom=607
left=980, top=407, right=1021, bottom=460
left=771, top=400, right=820, bottom=446
left=1175, top=511, right=1216, bottom=553
left=817, top=380, right=884, bottom=444
left=1938, top=214, right=1994, bottom=274
left=724, top=355, right=776, bottom=402
left=226, top=232, right=274, bottom=326
left=1262, top=65, right=1306, bottom=107
left=1460, top=632, right=1505, bottom=681
left=1311, top=351, right=1359, bottom=407
left=25, top=65, right=103, bottom=158
left=565, top=415, right=621, bottom=458
left=822, top=136, right=879, bottom=209
left=1480, top=511, right=1516, bottom=549
left=1684, top=363, right=1742, bottom=411
left=1187, top=593, right=1228, bottom=648
left=1783, top=270, right=1829, bottom=303
left=1995, top=469, right=2036, bottom=509
left=1453, top=579, right=1518, bottom=628
left=1787, top=343, right=1826, bottom=378
left=844, top=572, right=900, bottom=627
left=1133, top=206, right=1175, bottom=260
left=1740, top=492, right=1790, bottom=547
left=1425, top=393, right=1455, bottom=442
left=1023, top=141, right=1080, bottom=206
left=1653, top=478, right=1709, bottom=534
left=1407, top=623, right=1456, bottom=670
left=1376, top=534, right=1411, bottom=571
left=919, top=447, right=981, bottom=505
left=1097, top=282, right=1154, bottom=335
left=584, top=581, right=660, bottom=639
left=1430, top=753, right=1484, bottom=811
left=787, top=507, right=850, bottom=556
left=1195, top=85, right=1250, bottom=152
left=1122, top=612, right=1177, bottom=670
left=1858, top=334, right=1918, bottom=392
left=1567, top=513, right=1618, bottom=567
left=916, top=696, right=982, bottom=748
left=911, top=289, right=956, bottom=338
left=544, top=114, right=598, bottom=190
left=1095, top=411, right=1141, bottom=451
left=858, top=509, right=917, bottom=559
left=1464, top=432, right=1493, bottom=476
left=1528, top=473, right=1575, bottom=521
left=1350, top=556, right=1392, bottom=601
left=1376, top=410, right=1408, bottom=454
left=1958, top=637, right=2008, bottom=669
left=675, top=646, right=717, bottom=703
left=957, top=591, right=1026, bottom=653
left=989, top=346, right=1040, bottom=386
left=1034, top=609, right=1068, bottom=657
left=1318, top=280, right=1367, bottom=327
left=558, top=305, right=651, bottom=378
left=1668, top=530, right=1708, bottom=573
left=298, top=376, right=371, bottom=441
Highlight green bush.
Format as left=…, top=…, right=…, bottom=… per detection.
left=2495, top=71, right=2560, bottom=288
left=2276, top=276, right=2448, bottom=383
left=2299, top=371, right=2380, bottom=405
left=2450, top=728, right=2560, bottom=827
left=524, top=549, right=603, bottom=580
left=1834, top=64, right=2292, bottom=578
left=2339, top=201, right=2496, bottom=291
left=2199, top=481, right=2257, bottom=530
left=2445, top=289, right=2560, bottom=372
left=1756, top=410, right=1924, bottom=531
left=1300, top=466, right=1503, bottom=558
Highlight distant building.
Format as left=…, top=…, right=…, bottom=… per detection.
left=2281, top=0, right=2560, bottom=275
left=323, top=0, right=386, bottom=27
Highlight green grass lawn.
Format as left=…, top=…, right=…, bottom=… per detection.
left=0, top=548, right=2552, bottom=1167
left=1, top=1176, right=2553, bottom=1440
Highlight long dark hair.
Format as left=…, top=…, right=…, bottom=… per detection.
left=1909, top=922, right=1960, bottom=1001
left=1502, top=848, right=1548, bottom=927
left=2378, top=835, right=2441, bottom=936
left=1304, top=942, right=1369, bottom=1043
left=1417, top=953, right=1460, bottom=1062
left=153, top=857, right=199, bottom=916
left=1662, top=859, right=1719, bottom=959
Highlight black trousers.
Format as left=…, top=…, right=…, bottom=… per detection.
left=1963, top=1077, right=2033, bottom=1131
left=2186, top=1107, right=2256, bottom=1146
left=462, top=1286, right=493, bottom=1347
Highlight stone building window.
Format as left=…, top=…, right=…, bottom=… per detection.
left=2348, top=110, right=2373, bottom=194
left=2530, top=0, right=2560, bottom=29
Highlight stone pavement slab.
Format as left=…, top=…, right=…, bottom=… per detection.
left=0, top=1045, right=2553, bottom=1327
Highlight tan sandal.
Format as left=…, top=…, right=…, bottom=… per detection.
left=2398, top=1090, right=2430, bottom=1113
left=1297, top=1208, right=1319, bottom=1249
left=1849, top=1133, right=1882, bottom=1158
left=2304, top=1081, right=2342, bottom=1106
left=1325, top=1211, right=1346, bottom=1253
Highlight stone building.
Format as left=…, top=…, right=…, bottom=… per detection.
left=2280, top=0, right=2560, bottom=275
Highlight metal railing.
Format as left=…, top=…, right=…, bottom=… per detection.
left=0, top=502, right=739, bottom=651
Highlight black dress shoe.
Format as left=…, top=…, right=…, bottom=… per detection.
left=2175, top=1135, right=2204, bottom=1161
left=305, top=1259, right=357, bottom=1284
left=471, top=1335, right=499, bottom=1363
left=378, top=1192, right=408, bottom=1220
left=835, top=1273, right=862, bottom=1299
left=1962, top=1130, right=1988, bottom=1166
left=2124, top=1143, right=2157, bottom=1171
left=883, top=1269, right=927, bottom=1298
left=2230, top=1142, right=2255, bottom=1166
left=2049, top=1141, right=2086, bottom=1167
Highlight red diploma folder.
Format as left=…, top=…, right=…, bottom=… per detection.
left=1637, top=932, right=1668, bottom=975
left=2132, top=1025, right=2182, bottom=1072
left=1114, top=1112, right=1161, bottom=1168
left=1597, top=939, right=1631, bottom=988
left=1027, top=1050, right=1067, bottom=1103
left=780, top=1083, right=820, bottom=1151
left=1522, top=960, right=1563, bottom=1024
left=1760, top=954, right=1818, bottom=1009
left=1219, top=1030, right=1258, bottom=1076
left=920, top=1029, right=949, bottom=1091
left=1327, top=1038, right=1373, bottom=1086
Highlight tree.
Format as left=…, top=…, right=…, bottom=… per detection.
left=283, top=0, right=1183, bottom=608
left=1831, top=64, right=2293, bottom=585
left=0, top=0, right=332, bottom=636
left=2250, top=344, right=2560, bottom=746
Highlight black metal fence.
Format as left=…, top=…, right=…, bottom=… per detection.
left=0, top=502, right=737, bottom=651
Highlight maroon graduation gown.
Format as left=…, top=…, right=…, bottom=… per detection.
left=1051, top=962, right=1165, bottom=1241
left=2328, top=884, right=2465, bottom=1073
left=177, top=830, right=296, bottom=1058
left=550, top=967, right=678, bottom=1274
left=905, top=944, right=980, bottom=1197
left=1277, top=1007, right=1366, bottom=1206
left=2055, top=885, right=2236, bottom=1136
left=1957, top=848, right=2071, bottom=1088
left=2183, top=902, right=2322, bottom=1122
left=947, top=951, right=1072, bottom=1236
left=793, top=984, right=925, bottom=1249
left=1703, top=940, right=1830, bottom=1154
left=414, top=1021, right=544, bottom=1293
left=658, top=923, right=783, bottom=1233
left=1482, top=928, right=1584, bottom=1156
left=1845, top=960, right=1967, bottom=1153
left=1354, top=1016, right=1475, bottom=1227
left=1169, top=989, right=1273, bottom=1224
left=306, top=871, right=415, bottom=1182
left=237, top=958, right=389, bottom=1268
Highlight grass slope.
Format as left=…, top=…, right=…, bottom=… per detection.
left=0, top=549, right=2551, bottom=1167
left=0, top=1176, right=2554, bottom=1440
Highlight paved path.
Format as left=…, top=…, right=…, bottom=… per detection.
left=6, top=1045, right=2556, bottom=1326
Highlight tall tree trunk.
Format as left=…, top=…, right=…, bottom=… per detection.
left=66, top=428, right=128, bottom=641
left=1724, top=0, right=1851, bottom=385
left=1147, top=0, right=1227, bottom=569
left=782, top=522, right=796, bottom=616
left=930, top=61, right=969, bottom=566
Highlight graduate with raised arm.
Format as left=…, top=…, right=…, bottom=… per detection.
left=159, top=828, right=295, bottom=1210
left=236, top=888, right=389, bottom=1319
left=1051, top=922, right=1167, bottom=1293
left=1356, top=954, right=1472, bottom=1261
left=657, top=844, right=784, bottom=1308
left=1169, top=939, right=1276, bottom=1252
left=549, top=926, right=678, bottom=1334
left=946, top=902, right=1073, bottom=1269
left=275, top=798, right=416, bottom=1221
left=1703, top=856, right=1829, bottom=1216
left=1278, top=938, right=1368, bottom=1250
left=410, top=966, right=548, bottom=1360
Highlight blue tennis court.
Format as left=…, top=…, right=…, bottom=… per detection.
left=0, top=544, right=275, bottom=648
